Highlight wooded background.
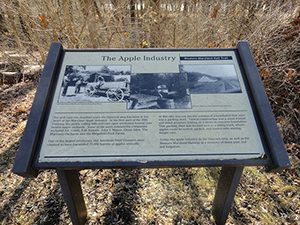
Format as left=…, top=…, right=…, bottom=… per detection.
left=0, top=0, right=299, bottom=224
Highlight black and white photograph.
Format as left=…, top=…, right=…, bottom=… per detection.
left=58, top=65, right=131, bottom=103
left=127, top=73, right=191, bottom=109
left=179, top=64, right=242, bottom=94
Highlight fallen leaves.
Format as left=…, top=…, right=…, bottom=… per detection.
left=39, top=15, right=47, bottom=29
left=287, top=69, right=297, bottom=77
left=260, top=69, right=272, bottom=79
left=0, top=82, right=37, bottom=152
left=211, top=5, right=220, bottom=18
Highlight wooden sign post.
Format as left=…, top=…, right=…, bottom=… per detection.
left=13, top=42, right=291, bottom=225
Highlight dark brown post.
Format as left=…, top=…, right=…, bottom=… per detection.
left=212, top=167, right=244, bottom=225
left=57, top=170, right=87, bottom=225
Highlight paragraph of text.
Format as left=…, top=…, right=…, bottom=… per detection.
left=158, top=113, right=247, bottom=135
left=49, top=114, right=151, bottom=136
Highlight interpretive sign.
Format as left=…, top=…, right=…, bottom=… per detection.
left=13, top=42, right=291, bottom=174
left=12, top=42, right=291, bottom=225
left=39, top=50, right=265, bottom=164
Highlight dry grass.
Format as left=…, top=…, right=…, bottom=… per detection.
left=0, top=0, right=298, bottom=53
left=0, top=0, right=300, bottom=224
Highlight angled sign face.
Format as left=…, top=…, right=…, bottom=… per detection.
left=13, top=42, right=291, bottom=177
left=39, top=49, right=264, bottom=163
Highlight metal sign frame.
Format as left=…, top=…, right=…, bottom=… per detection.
left=12, top=42, right=291, bottom=225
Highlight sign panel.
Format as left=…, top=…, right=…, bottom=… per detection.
left=37, top=50, right=266, bottom=163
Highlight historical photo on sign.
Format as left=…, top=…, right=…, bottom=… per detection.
left=127, top=73, right=191, bottom=109
left=59, top=65, right=131, bottom=103
left=179, top=64, right=242, bottom=94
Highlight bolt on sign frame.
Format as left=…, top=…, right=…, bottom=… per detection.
left=13, top=42, right=291, bottom=225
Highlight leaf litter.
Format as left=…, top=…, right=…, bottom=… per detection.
left=0, top=14, right=300, bottom=225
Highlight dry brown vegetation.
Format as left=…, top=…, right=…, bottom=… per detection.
left=0, top=0, right=299, bottom=224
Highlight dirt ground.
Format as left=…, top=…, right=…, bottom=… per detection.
left=0, top=63, right=299, bottom=224
left=0, top=4, right=300, bottom=223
